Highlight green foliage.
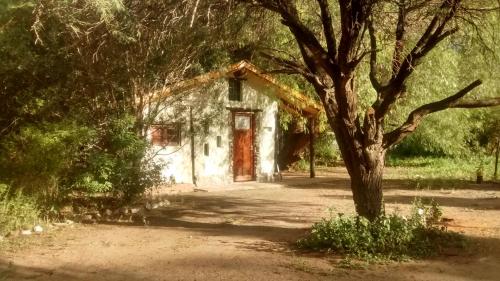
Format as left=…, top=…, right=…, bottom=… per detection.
left=0, top=184, right=40, bottom=236
left=386, top=156, right=496, bottom=181
left=92, top=115, right=163, bottom=201
left=298, top=201, right=465, bottom=261
left=0, top=115, right=162, bottom=208
left=0, top=121, right=96, bottom=203
left=0, top=0, right=184, bottom=211
left=314, top=132, right=340, bottom=164
left=292, top=158, right=310, bottom=171
left=385, top=20, right=500, bottom=158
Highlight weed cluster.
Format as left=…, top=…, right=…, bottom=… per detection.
left=0, top=184, right=40, bottom=236
left=297, top=200, right=465, bottom=261
left=385, top=156, right=496, bottom=181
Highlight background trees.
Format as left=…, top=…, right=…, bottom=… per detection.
left=0, top=0, right=236, bottom=208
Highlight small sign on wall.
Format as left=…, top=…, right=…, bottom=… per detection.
left=235, top=115, right=250, bottom=130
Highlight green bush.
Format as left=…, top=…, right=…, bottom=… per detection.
left=298, top=200, right=465, bottom=261
left=0, top=183, right=40, bottom=236
left=314, top=132, right=340, bottom=164
left=385, top=155, right=496, bottom=181
left=0, top=121, right=96, bottom=204
left=71, top=115, right=163, bottom=201
left=0, top=115, right=163, bottom=209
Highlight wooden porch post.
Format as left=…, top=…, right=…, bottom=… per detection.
left=494, top=139, right=499, bottom=180
left=190, top=107, right=197, bottom=186
left=308, top=117, right=316, bottom=178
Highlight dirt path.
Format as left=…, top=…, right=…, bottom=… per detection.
left=1, top=168, right=500, bottom=281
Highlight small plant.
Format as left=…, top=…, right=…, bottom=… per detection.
left=0, top=184, right=40, bottom=236
left=291, top=157, right=310, bottom=171
left=298, top=200, right=465, bottom=262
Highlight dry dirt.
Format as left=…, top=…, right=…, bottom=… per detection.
left=1, top=168, right=500, bottom=281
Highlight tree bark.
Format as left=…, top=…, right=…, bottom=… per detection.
left=320, top=78, right=386, bottom=220
left=347, top=155, right=384, bottom=220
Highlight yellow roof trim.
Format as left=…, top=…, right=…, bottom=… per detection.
left=152, top=60, right=322, bottom=117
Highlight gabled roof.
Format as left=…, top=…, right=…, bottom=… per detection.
left=152, top=60, right=322, bottom=117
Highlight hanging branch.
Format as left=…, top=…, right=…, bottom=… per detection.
left=382, top=79, right=495, bottom=148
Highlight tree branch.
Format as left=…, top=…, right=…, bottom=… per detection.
left=393, top=0, right=460, bottom=84
left=259, top=51, right=315, bottom=79
left=316, top=0, right=337, bottom=60
left=392, top=0, right=407, bottom=76
left=451, top=97, right=500, bottom=108
left=383, top=79, right=485, bottom=148
left=376, top=0, right=461, bottom=119
left=337, top=0, right=374, bottom=70
left=367, top=17, right=382, bottom=92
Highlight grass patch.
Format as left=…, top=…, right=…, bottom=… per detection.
left=0, top=184, right=41, bottom=237
left=385, top=156, right=496, bottom=181
left=298, top=200, right=467, bottom=262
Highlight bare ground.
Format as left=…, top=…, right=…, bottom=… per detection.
left=1, top=168, right=500, bottom=281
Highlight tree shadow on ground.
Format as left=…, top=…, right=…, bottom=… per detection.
left=2, top=236, right=500, bottom=281
left=281, top=174, right=500, bottom=192
left=102, top=217, right=309, bottom=242
left=0, top=256, right=298, bottom=281
left=321, top=193, right=500, bottom=211
left=97, top=193, right=320, bottom=243
left=0, top=260, right=142, bottom=281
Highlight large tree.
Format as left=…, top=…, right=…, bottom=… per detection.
left=240, top=0, right=500, bottom=219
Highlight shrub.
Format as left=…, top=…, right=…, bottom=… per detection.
left=297, top=200, right=465, bottom=261
left=0, top=115, right=163, bottom=208
left=0, top=184, right=40, bottom=236
left=314, top=132, right=340, bottom=164
left=0, top=121, right=97, bottom=206
left=88, top=115, right=163, bottom=202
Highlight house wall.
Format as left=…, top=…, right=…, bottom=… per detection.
left=149, top=78, right=278, bottom=186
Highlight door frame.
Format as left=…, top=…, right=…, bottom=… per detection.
left=232, top=111, right=256, bottom=182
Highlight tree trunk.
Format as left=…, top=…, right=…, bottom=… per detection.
left=320, top=78, right=386, bottom=221
left=348, top=156, right=384, bottom=220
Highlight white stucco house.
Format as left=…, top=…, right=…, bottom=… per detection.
left=147, top=60, right=320, bottom=187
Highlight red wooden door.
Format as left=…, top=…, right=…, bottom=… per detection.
left=233, top=112, right=255, bottom=181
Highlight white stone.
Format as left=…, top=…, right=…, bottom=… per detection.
left=33, top=225, right=43, bottom=234
left=129, top=207, right=142, bottom=214
left=20, top=230, right=32, bottom=235
left=82, top=214, right=93, bottom=221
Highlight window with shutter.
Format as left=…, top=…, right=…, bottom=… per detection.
left=151, top=123, right=181, bottom=146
